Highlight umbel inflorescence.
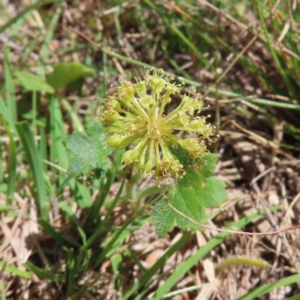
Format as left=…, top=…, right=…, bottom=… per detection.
left=103, top=69, right=215, bottom=179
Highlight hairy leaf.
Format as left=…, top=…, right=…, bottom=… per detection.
left=66, top=121, right=111, bottom=177
left=152, top=146, right=228, bottom=237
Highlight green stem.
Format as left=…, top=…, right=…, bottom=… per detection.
left=163, top=104, right=183, bottom=123
left=158, top=93, right=170, bottom=120
left=154, top=141, right=160, bottom=172
left=131, top=97, right=150, bottom=121
left=60, top=98, right=84, bottom=132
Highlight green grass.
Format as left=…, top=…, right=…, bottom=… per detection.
left=0, top=0, right=300, bottom=299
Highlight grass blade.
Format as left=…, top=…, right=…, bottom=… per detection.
left=0, top=261, right=32, bottom=279
left=58, top=202, right=86, bottom=244
left=38, top=219, right=70, bottom=248
left=49, top=97, right=69, bottom=173
left=234, top=274, right=300, bottom=300
left=0, top=95, right=15, bottom=130
left=66, top=249, right=75, bottom=296
left=15, top=121, right=49, bottom=219
left=4, top=47, right=17, bottom=122
left=2, top=120, right=17, bottom=202
left=37, top=3, right=63, bottom=77
left=91, top=171, right=116, bottom=222
left=287, top=294, right=300, bottom=300
left=24, top=262, right=65, bottom=282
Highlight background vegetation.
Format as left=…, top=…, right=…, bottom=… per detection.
left=0, top=0, right=300, bottom=299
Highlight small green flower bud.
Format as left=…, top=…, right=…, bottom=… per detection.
left=201, top=124, right=214, bottom=139
left=148, top=75, right=166, bottom=96
left=110, top=99, right=121, bottom=111
left=176, top=111, right=189, bottom=126
left=107, top=135, right=123, bottom=149
left=139, top=95, right=154, bottom=109
left=122, top=150, right=134, bottom=164
left=104, top=110, right=121, bottom=122
left=107, top=134, right=133, bottom=149
left=124, top=121, right=139, bottom=135
left=135, top=81, right=147, bottom=96
left=118, top=82, right=135, bottom=106
left=170, top=162, right=184, bottom=178
left=180, top=96, right=203, bottom=115
left=165, top=81, right=180, bottom=97
left=190, top=118, right=204, bottom=129
left=129, top=148, right=140, bottom=162
left=179, top=138, right=206, bottom=159
left=106, top=122, right=120, bottom=134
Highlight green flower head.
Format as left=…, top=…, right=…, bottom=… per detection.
left=103, top=69, right=215, bottom=179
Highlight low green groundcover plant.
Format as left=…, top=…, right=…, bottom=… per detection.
left=67, top=68, right=228, bottom=236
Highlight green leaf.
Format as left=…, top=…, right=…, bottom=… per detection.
left=66, top=121, right=111, bottom=177
left=152, top=146, right=228, bottom=237
left=46, top=62, right=96, bottom=90
left=14, top=71, right=55, bottom=93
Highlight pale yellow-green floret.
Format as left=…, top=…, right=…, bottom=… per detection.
left=103, top=69, right=215, bottom=179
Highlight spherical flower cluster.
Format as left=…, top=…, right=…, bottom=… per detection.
left=103, top=69, right=215, bottom=179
